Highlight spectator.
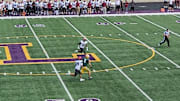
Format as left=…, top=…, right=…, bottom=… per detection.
left=65, top=0, right=69, bottom=14
left=102, top=0, right=107, bottom=14
left=169, top=0, right=174, bottom=12
left=91, top=0, right=95, bottom=13
left=125, top=0, right=128, bottom=13
left=130, top=0, right=135, bottom=13
left=79, top=0, right=83, bottom=15
left=76, top=0, right=80, bottom=15
left=32, top=1, right=36, bottom=15
left=95, top=0, right=100, bottom=14
left=13, top=0, right=18, bottom=16
left=115, top=0, right=120, bottom=14
left=71, top=0, right=76, bottom=14
left=48, top=1, right=52, bottom=15
left=53, top=0, right=59, bottom=15
left=0, top=2, right=3, bottom=16
left=106, top=0, right=111, bottom=14
left=120, top=0, right=123, bottom=12
left=68, top=1, right=72, bottom=14
left=82, top=0, right=87, bottom=14
left=87, top=0, right=91, bottom=14
left=8, top=2, right=13, bottom=16
left=19, top=1, right=24, bottom=16
left=175, top=0, right=180, bottom=8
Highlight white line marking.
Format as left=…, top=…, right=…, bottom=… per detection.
left=137, top=15, right=180, bottom=37
left=101, top=17, right=180, bottom=69
left=105, top=69, right=109, bottom=72
left=42, top=71, right=46, bottom=74
left=1, top=12, right=180, bottom=19
left=4, top=73, right=6, bottom=76
left=166, top=67, right=170, bottom=70
left=173, top=14, right=180, bottom=19
left=154, top=67, right=158, bottom=70
left=25, top=18, right=74, bottom=101
left=63, top=17, right=153, bottom=101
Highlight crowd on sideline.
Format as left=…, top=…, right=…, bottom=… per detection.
left=0, top=0, right=135, bottom=16
left=163, top=0, right=180, bottom=12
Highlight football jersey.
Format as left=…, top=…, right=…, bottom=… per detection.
left=75, top=60, right=83, bottom=70
left=164, top=31, right=169, bottom=36
left=72, top=1, right=76, bottom=8
left=79, top=40, right=88, bottom=48
left=13, top=2, right=18, bottom=8
left=54, top=1, right=59, bottom=8
left=83, top=58, right=89, bottom=66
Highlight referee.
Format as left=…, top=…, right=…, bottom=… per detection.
left=158, top=29, right=170, bottom=47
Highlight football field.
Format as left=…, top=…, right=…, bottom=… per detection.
left=0, top=13, right=180, bottom=101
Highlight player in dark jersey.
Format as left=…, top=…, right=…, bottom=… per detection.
left=81, top=54, right=93, bottom=80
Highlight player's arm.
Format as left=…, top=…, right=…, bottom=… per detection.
left=89, top=60, right=92, bottom=67
left=77, top=41, right=81, bottom=49
left=85, top=44, right=88, bottom=51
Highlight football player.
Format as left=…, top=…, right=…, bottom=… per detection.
left=158, top=29, right=170, bottom=47
left=81, top=54, right=93, bottom=80
left=70, top=56, right=85, bottom=81
left=75, top=37, right=88, bottom=53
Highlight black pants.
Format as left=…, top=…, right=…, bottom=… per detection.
left=160, top=36, right=170, bottom=47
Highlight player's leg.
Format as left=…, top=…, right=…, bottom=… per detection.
left=166, top=37, right=170, bottom=47
left=159, top=37, right=165, bottom=46
left=83, top=66, right=92, bottom=79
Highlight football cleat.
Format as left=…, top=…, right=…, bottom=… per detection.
left=80, top=78, right=85, bottom=82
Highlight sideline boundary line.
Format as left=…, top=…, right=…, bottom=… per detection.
left=25, top=18, right=74, bottom=101
left=0, top=12, right=180, bottom=19
left=63, top=17, right=153, bottom=101
left=101, top=17, right=180, bottom=68
left=137, top=15, right=180, bottom=37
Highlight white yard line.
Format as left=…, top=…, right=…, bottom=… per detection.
left=173, top=14, right=180, bottom=19
left=136, top=15, right=180, bottom=37
left=1, top=12, right=180, bottom=19
left=25, top=18, right=74, bottom=101
left=63, top=17, right=153, bottom=101
left=101, top=17, right=180, bottom=68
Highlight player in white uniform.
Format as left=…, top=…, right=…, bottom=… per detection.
left=76, top=37, right=88, bottom=53
left=70, top=56, right=85, bottom=81
left=53, top=0, right=59, bottom=15
left=13, top=0, right=18, bottom=16
left=158, top=29, right=170, bottom=47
